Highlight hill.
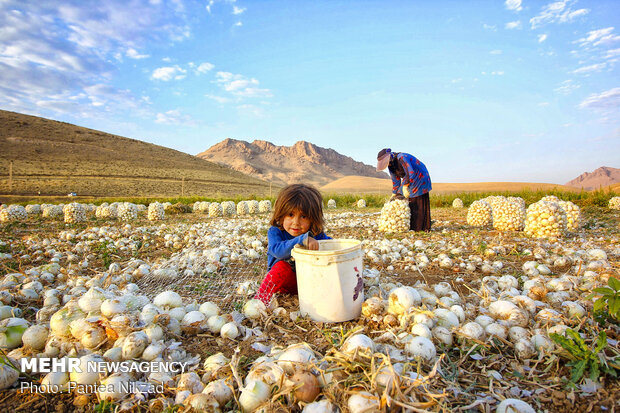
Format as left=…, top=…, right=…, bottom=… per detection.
left=197, top=139, right=387, bottom=188
left=320, top=176, right=579, bottom=194
left=566, top=166, right=620, bottom=190
left=0, top=110, right=272, bottom=198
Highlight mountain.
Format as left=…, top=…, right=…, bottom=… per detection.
left=196, top=138, right=387, bottom=187
left=565, top=167, right=620, bottom=190
left=0, top=110, right=272, bottom=198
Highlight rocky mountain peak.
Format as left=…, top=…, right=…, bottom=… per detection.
left=197, top=139, right=387, bottom=187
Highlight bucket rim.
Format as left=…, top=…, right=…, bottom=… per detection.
left=292, top=238, right=362, bottom=257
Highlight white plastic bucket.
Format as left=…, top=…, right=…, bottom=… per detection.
left=291, top=239, right=364, bottom=322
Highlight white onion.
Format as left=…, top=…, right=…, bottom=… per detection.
left=154, top=291, right=183, bottom=308
left=243, top=299, right=266, bottom=320
left=342, top=334, right=375, bottom=358
left=388, top=287, right=421, bottom=315
left=348, top=391, right=381, bottom=413
left=101, top=299, right=127, bottom=318
left=405, top=336, right=436, bottom=362
left=199, top=302, right=220, bottom=317
left=239, top=380, right=270, bottom=412
left=122, top=331, right=149, bottom=359
left=0, top=317, right=30, bottom=349
left=220, top=322, right=239, bottom=340
left=202, top=378, right=233, bottom=406
left=21, top=324, right=48, bottom=351
left=98, top=373, right=131, bottom=401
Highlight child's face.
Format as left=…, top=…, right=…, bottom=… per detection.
left=282, top=208, right=311, bottom=237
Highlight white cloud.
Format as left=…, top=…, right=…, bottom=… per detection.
left=577, top=27, right=620, bottom=48
left=233, top=21, right=243, bottom=27
left=573, top=63, right=606, bottom=74
left=205, top=94, right=232, bottom=103
left=605, top=48, right=620, bottom=59
left=151, top=65, right=186, bottom=81
left=505, top=0, right=522, bottom=12
left=483, top=24, right=497, bottom=31
left=233, top=6, right=246, bottom=15
left=505, top=21, right=522, bottom=30
left=490, top=49, right=503, bottom=55
left=538, top=34, right=548, bottom=43
left=126, top=48, right=150, bottom=59
left=0, top=0, right=192, bottom=119
left=195, top=62, right=215, bottom=74
left=215, top=71, right=272, bottom=98
left=155, top=109, right=195, bottom=125
left=554, top=79, right=580, bottom=95
left=579, top=87, right=620, bottom=109
left=530, top=1, right=589, bottom=29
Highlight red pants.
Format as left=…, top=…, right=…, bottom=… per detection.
left=255, top=261, right=297, bottom=304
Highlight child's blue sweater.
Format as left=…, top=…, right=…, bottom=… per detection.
left=267, top=226, right=331, bottom=270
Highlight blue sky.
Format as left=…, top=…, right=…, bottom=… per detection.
left=1, top=0, right=618, bottom=184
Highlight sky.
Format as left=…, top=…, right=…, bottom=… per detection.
left=1, top=0, right=619, bottom=184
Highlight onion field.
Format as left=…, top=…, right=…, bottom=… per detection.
left=0, top=195, right=618, bottom=412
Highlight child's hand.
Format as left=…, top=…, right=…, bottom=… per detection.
left=307, top=237, right=319, bottom=250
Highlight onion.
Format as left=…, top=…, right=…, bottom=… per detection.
left=122, top=331, right=149, bottom=359
left=167, top=307, right=186, bottom=321
left=177, top=372, right=204, bottom=394
left=101, top=299, right=127, bottom=318
left=181, top=311, right=207, bottom=333
left=144, top=324, right=164, bottom=342
left=98, top=373, right=131, bottom=401
left=0, top=357, right=19, bottom=389
left=405, top=336, right=436, bottom=362
left=348, top=391, right=381, bottom=413
left=154, top=290, right=183, bottom=308
left=199, top=302, right=220, bottom=317
left=0, top=317, right=30, bottom=349
left=245, top=361, right=284, bottom=387
left=458, top=322, right=485, bottom=340
left=70, top=354, right=104, bottom=385
left=220, top=322, right=239, bottom=340
left=21, top=324, right=48, bottom=351
left=80, top=324, right=107, bottom=349
left=203, top=353, right=230, bottom=379
left=342, top=334, right=375, bottom=358
left=50, top=306, right=85, bottom=337
left=243, top=299, right=266, bottom=320
left=291, top=370, right=320, bottom=403
left=276, top=343, right=316, bottom=374
left=433, top=309, right=459, bottom=329
left=78, top=287, right=106, bottom=313
left=202, top=378, right=234, bottom=406
left=410, top=323, right=432, bottom=339
left=239, top=380, right=270, bottom=412
left=41, top=371, right=70, bottom=392
left=432, top=326, right=453, bottom=346
left=362, top=297, right=385, bottom=317
left=207, top=315, right=227, bottom=334
left=184, top=394, right=221, bottom=411
left=388, top=287, right=421, bottom=315
left=142, top=340, right=165, bottom=361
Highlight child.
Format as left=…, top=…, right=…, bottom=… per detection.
left=255, top=184, right=331, bottom=304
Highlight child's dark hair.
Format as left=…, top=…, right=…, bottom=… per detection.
left=270, top=184, right=325, bottom=235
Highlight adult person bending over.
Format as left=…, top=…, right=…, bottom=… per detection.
left=376, top=148, right=432, bottom=231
